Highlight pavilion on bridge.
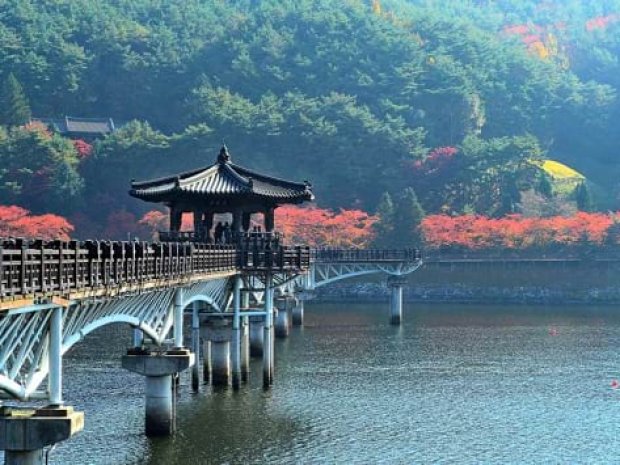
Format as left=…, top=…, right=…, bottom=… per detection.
left=129, top=145, right=314, bottom=243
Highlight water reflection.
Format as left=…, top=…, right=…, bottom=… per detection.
left=47, top=303, right=620, bottom=464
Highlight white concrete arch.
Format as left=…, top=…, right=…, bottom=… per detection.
left=182, top=294, right=223, bottom=313
left=310, top=260, right=423, bottom=289
left=0, top=277, right=233, bottom=401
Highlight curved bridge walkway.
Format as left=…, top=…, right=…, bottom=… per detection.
left=0, top=238, right=421, bottom=464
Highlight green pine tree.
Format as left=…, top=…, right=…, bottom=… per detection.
left=392, top=187, right=425, bottom=248
left=538, top=174, right=553, bottom=198
left=372, top=191, right=395, bottom=246
left=0, top=73, right=31, bottom=127
left=575, top=182, right=593, bottom=212
left=497, top=175, right=521, bottom=216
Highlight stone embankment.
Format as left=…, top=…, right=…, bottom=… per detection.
left=315, top=282, right=620, bottom=304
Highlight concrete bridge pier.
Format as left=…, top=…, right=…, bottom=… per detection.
left=202, top=340, right=211, bottom=384
left=201, top=318, right=232, bottom=386
left=0, top=307, right=84, bottom=464
left=0, top=406, right=84, bottom=465
left=292, top=298, right=304, bottom=326
left=387, top=276, right=406, bottom=325
left=274, top=306, right=289, bottom=338
left=132, top=327, right=144, bottom=348
left=191, top=302, right=201, bottom=392
left=241, top=316, right=250, bottom=382
left=211, top=339, right=231, bottom=386
left=249, top=316, right=265, bottom=357
left=263, top=275, right=275, bottom=387
left=122, top=349, right=193, bottom=436
left=232, top=276, right=242, bottom=389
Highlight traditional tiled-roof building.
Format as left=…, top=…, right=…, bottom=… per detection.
left=130, top=145, right=314, bottom=241
left=33, top=116, right=116, bottom=140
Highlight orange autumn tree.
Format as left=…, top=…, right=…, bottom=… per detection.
left=138, top=210, right=194, bottom=240
left=0, top=205, right=73, bottom=240
left=421, top=213, right=617, bottom=250
left=276, top=205, right=378, bottom=248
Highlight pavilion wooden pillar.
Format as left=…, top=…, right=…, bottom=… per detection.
left=264, top=208, right=275, bottom=232
left=170, top=206, right=183, bottom=232
left=203, top=211, right=214, bottom=242
left=232, top=208, right=243, bottom=234
left=193, top=210, right=202, bottom=238
left=242, top=212, right=252, bottom=232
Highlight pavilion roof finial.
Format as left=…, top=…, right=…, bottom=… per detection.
left=217, top=144, right=231, bottom=164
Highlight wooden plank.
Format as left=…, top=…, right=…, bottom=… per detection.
left=0, top=298, right=36, bottom=312
left=51, top=296, right=70, bottom=307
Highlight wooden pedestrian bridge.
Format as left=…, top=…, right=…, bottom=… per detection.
left=0, top=234, right=421, bottom=463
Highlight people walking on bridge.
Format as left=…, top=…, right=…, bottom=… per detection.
left=223, top=222, right=232, bottom=244
left=214, top=222, right=224, bottom=244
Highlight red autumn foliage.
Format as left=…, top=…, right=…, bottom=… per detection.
left=21, top=121, right=53, bottom=139
left=421, top=213, right=617, bottom=249
left=138, top=210, right=193, bottom=240
left=503, top=24, right=531, bottom=35
left=522, top=34, right=542, bottom=45
left=139, top=210, right=167, bottom=238
left=0, top=205, right=73, bottom=240
left=73, top=139, right=93, bottom=159
left=276, top=205, right=378, bottom=248
left=586, top=14, right=620, bottom=31
left=412, top=146, right=458, bottom=175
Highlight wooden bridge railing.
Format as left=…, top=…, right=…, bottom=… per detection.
left=239, top=245, right=311, bottom=271
left=0, top=239, right=425, bottom=301
left=311, top=248, right=422, bottom=263
left=0, top=239, right=310, bottom=301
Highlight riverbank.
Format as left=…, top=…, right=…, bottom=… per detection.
left=313, top=260, right=620, bottom=304
left=314, top=282, right=620, bottom=304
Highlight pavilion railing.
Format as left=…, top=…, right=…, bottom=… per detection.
left=312, top=248, right=422, bottom=263
left=239, top=245, right=310, bottom=271
left=159, top=230, right=284, bottom=246
left=159, top=231, right=200, bottom=242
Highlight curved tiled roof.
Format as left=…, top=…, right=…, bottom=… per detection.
left=129, top=146, right=314, bottom=205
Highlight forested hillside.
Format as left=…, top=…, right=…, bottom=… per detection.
left=0, top=0, right=619, bottom=241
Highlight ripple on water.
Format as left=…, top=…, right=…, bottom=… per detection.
left=35, top=303, right=620, bottom=464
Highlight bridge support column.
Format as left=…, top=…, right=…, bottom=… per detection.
left=0, top=406, right=84, bottom=465
left=49, top=307, right=63, bottom=406
left=387, top=276, right=406, bottom=325
left=249, top=317, right=265, bottom=357
left=173, top=289, right=184, bottom=348
left=232, top=276, right=242, bottom=389
left=241, top=316, right=250, bottom=382
left=241, top=285, right=251, bottom=381
left=145, top=375, right=174, bottom=436
left=263, top=275, right=274, bottom=387
left=211, top=341, right=231, bottom=387
left=292, top=298, right=304, bottom=326
left=202, top=340, right=211, bottom=384
left=132, top=328, right=144, bottom=348
left=191, top=302, right=200, bottom=392
left=122, top=350, right=193, bottom=436
left=274, top=307, right=289, bottom=338
left=202, top=318, right=232, bottom=386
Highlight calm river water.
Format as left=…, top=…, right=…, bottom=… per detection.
left=44, top=302, right=620, bottom=464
